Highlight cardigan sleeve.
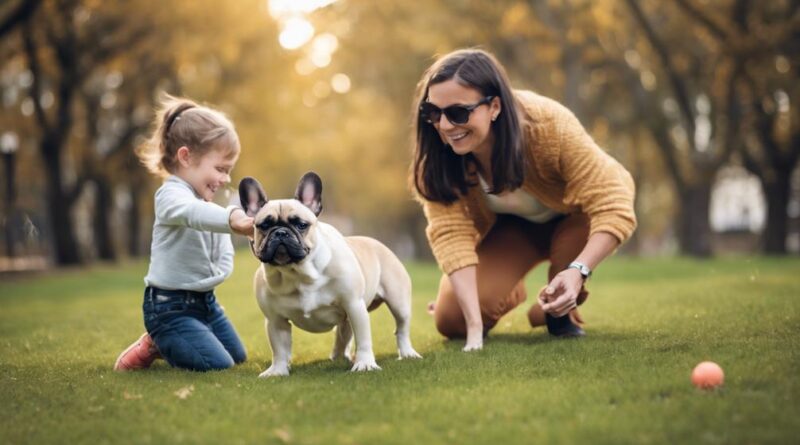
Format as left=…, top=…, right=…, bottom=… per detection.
left=421, top=198, right=481, bottom=274
left=553, top=104, right=637, bottom=244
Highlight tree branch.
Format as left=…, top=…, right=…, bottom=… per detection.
left=21, top=20, right=51, bottom=135
left=0, top=0, right=42, bottom=39
left=625, top=0, right=697, bottom=150
left=712, top=60, right=745, bottom=171
left=672, top=0, right=729, bottom=41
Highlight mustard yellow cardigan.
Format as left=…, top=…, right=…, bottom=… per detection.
left=416, top=90, right=637, bottom=274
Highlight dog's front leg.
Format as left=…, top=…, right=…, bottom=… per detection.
left=260, top=317, right=292, bottom=378
left=343, top=298, right=381, bottom=372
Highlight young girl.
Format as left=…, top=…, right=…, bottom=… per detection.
left=114, top=96, right=254, bottom=371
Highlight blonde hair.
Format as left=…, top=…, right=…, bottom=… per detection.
left=137, top=94, right=240, bottom=178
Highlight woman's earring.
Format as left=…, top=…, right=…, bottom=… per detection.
left=491, top=115, right=497, bottom=121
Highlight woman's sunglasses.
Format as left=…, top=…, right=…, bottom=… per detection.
left=420, top=96, right=495, bottom=125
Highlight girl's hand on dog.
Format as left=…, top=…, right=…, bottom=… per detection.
left=229, top=208, right=255, bottom=237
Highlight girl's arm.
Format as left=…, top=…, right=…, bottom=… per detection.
left=156, top=185, right=249, bottom=234
left=448, top=265, right=484, bottom=351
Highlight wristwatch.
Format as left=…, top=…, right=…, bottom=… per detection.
left=566, top=261, right=592, bottom=280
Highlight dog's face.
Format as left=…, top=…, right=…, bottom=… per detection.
left=239, top=172, right=323, bottom=266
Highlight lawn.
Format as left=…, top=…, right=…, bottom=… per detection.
left=1, top=254, right=798, bottom=444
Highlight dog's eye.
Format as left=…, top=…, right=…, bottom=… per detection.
left=294, top=221, right=309, bottom=231
left=257, top=220, right=272, bottom=230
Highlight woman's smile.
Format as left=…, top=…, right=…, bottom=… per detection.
left=446, top=130, right=470, bottom=144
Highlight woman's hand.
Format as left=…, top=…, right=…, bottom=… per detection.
left=540, top=231, right=621, bottom=317
left=463, top=328, right=483, bottom=352
left=449, top=266, right=484, bottom=352
left=229, top=208, right=255, bottom=237
left=538, top=268, right=584, bottom=317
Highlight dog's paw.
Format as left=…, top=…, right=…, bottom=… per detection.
left=258, top=364, right=290, bottom=378
left=398, top=347, right=422, bottom=360
left=350, top=359, right=381, bottom=372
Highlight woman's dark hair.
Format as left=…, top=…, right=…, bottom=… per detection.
left=412, top=48, right=525, bottom=203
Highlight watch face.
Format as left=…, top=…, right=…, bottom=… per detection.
left=568, top=262, right=590, bottom=278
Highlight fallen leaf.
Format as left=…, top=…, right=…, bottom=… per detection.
left=174, top=385, right=194, bottom=400
left=274, top=427, right=292, bottom=443
left=123, top=391, right=142, bottom=400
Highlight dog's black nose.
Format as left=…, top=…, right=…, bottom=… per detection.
left=274, top=228, right=290, bottom=239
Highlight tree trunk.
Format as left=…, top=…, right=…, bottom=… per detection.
left=3, top=153, right=16, bottom=258
left=677, top=183, right=713, bottom=257
left=762, top=173, right=791, bottom=255
left=42, top=135, right=80, bottom=265
left=93, top=176, right=116, bottom=261
left=127, top=184, right=144, bottom=257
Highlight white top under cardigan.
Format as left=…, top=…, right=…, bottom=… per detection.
left=144, top=175, right=239, bottom=292
left=478, top=175, right=561, bottom=223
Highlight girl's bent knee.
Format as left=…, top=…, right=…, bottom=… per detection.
left=197, top=355, right=235, bottom=372
left=232, top=350, right=247, bottom=364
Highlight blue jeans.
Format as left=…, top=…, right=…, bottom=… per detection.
left=143, top=287, right=247, bottom=371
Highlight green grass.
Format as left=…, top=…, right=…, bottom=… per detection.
left=1, top=254, right=798, bottom=444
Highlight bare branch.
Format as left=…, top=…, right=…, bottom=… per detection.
left=625, top=0, right=697, bottom=149
left=21, top=21, right=51, bottom=134
left=671, top=0, right=729, bottom=41
left=711, top=60, right=746, bottom=171
left=0, top=0, right=42, bottom=39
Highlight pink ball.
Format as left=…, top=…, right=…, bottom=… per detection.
left=691, top=361, right=724, bottom=389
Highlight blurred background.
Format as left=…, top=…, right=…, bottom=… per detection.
left=0, top=0, right=798, bottom=271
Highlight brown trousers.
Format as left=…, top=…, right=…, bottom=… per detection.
left=434, top=213, right=590, bottom=338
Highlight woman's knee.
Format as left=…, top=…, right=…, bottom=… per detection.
left=434, top=304, right=467, bottom=339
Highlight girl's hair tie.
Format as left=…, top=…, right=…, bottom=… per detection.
left=165, top=104, right=196, bottom=135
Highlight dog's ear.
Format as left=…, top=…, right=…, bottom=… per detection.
left=238, top=177, right=268, bottom=217
left=294, top=171, right=322, bottom=216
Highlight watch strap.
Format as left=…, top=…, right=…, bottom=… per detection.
left=566, top=261, right=592, bottom=279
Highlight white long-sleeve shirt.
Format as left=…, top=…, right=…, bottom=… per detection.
left=144, top=175, right=238, bottom=292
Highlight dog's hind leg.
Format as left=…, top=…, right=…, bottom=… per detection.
left=330, top=318, right=353, bottom=362
left=382, top=278, right=422, bottom=360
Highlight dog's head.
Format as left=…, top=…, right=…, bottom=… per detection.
left=238, top=172, right=323, bottom=266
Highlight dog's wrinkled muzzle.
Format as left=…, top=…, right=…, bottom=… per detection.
left=258, top=228, right=308, bottom=265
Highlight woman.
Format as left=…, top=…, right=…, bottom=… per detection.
left=411, top=49, right=636, bottom=351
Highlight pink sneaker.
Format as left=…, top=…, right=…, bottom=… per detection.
left=114, top=333, right=161, bottom=371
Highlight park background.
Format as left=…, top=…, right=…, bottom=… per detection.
left=0, top=1, right=798, bottom=444
left=1, top=0, right=798, bottom=266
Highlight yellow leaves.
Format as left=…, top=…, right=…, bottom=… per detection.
left=500, top=3, right=535, bottom=39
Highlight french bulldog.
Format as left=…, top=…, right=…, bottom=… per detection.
left=239, top=172, right=422, bottom=377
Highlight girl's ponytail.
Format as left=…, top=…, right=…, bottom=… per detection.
left=136, top=94, right=238, bottom=178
